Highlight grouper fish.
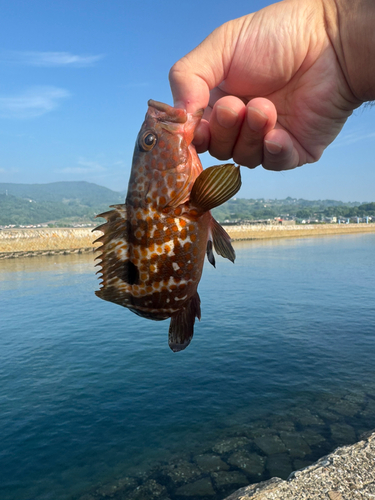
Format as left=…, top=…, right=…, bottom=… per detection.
left=94, top=100, right=241, bottom=352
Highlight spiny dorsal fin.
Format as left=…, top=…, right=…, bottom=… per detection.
left=92, top=204, right=129, bottom=295
left=211, top=217, right=236, bottom=263
left=190, top=164, right=241, bottom=213
left=168, top=292, right=201, bottom=352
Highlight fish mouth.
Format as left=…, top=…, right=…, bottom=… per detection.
left=148, top=99, right=187, bottom=123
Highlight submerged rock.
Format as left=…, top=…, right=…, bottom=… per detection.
left=175, top=477, right=215, bottom=497
left=292, top=408, right=325, bottom=427
left=266, top=453, right=293, bottom=480
left=328, top=399, right=362, bottom=417
left=254, top=434, right=287, bottom=455
left=293, top=458, right=313, bottom=471
left=160, top=459, right=201, bottom=486
left=212, top=437, right=251, bottom=454
left=194, top=453, right=230, bottom=472
left=330, top=423, right=357, bottom=444
left=224, top=431, right=375, bottom=500
left=314, top=406, right=341, bottom=423
left=95, top=476, right=137, bottom=497
left=227, top=450, right=265, bottom=476
left=279, top=431, right=312, bottom=458
left=211, top=471, right=249, bottom=490
left=299, top=429, right=326, bottom=447
left=126, top=479, right=168, bottom=500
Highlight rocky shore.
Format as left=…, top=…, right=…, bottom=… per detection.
left=226, top=430, right=375, bottom=500
left=73, top=389, right=375, bottom=500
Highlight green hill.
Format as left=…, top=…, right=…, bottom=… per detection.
left=0, top=181, right=124, bottom=226
left=0, top=182, right=373, bottom=227
left=0, top=181, right=123, bottom=206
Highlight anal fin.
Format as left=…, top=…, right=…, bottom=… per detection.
left=211, top=218, right=236, bottom=263
left=168, top=292, right=201, bottom=352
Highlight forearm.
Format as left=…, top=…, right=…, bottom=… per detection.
left=324, top=0, right=375, bottom=102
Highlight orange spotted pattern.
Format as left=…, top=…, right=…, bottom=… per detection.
left=95, top=100, right=210, bottom=321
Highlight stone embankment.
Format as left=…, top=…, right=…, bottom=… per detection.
left=0, top=227, right=100, bottom=259
left=0, top=223, right=374, bottom=259
left=225, top=430, right=375, bottom=500
left=226, top=222, right=375, bottom=241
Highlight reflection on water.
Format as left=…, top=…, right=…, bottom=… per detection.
left=0, top=251, right=96, bottom=276
left=0, top=235, right=374, bottom=500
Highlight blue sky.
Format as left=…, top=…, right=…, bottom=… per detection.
left=0, top=0, right=374, bottom=202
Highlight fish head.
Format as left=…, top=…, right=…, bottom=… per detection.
left=127, top=100, right=203, bottom=209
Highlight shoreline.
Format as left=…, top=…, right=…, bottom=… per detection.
left=225, top=430, right=375, bottom=500
left=0, top=223, right=374, bottom=259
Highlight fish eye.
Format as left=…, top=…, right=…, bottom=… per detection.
left=139, top=131, right=157, bottom=151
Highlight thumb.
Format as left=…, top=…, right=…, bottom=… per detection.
left=169, top=22, right=236, bottom=113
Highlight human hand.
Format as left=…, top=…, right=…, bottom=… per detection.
left=169, top=0, right=365, bottom=171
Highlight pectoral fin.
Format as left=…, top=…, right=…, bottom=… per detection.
left=168, top=292, right=201, bottom=352
left=211, top=217, right=236, bottom=263
left=190, top=163, right=241, bottom=213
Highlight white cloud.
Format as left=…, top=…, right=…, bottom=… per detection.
left=0, top=167, right=20, bottom=174
left=0, top=86, right=70, bottom=119
left=1, top=50, right=103, bottom=67
left=332, top=130, right=375, bottom=148
left=60, top=158, right=106, bottom=174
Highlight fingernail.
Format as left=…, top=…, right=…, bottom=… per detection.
left=265, top=140, right=282, bottom=154
left=247, top=107, right=268, bottom=132
left=216, top=106, right=239, bottom=128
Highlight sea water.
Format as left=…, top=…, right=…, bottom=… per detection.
left=0, top=234, right=374, bottom=500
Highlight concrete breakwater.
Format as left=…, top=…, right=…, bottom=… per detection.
left=0, top=223, right=374, bottom=259
left=226, top=222, right=375, bottom=241
left=0, top=227, right=100, bottom=259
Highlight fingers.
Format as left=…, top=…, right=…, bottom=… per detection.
left=232, top=98, right=277, bottom=169
left=206, top=96, right=246, bottom=159
left=263, top=128, right=301, bottom=170
left=169, top=57, right=211, bottom=113
left=169, top=24, right=231, bottom=113
left=207, top=97, right=277, bottom=168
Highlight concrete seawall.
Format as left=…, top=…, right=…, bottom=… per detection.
left=226, top=222, right=375, bottom=241
left=0, top=223, right=374, bottom=258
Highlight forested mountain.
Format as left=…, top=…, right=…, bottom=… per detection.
left=0, top=181, right=123, bottom=206
left=0, top=182, right=124, bottom=226
left=0, top=182, right=373, bottom=227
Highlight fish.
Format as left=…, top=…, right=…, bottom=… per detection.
left=94, top=99, right=241, bottom=352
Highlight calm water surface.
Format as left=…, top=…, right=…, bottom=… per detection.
left=0, top=234, right=374, bottom=499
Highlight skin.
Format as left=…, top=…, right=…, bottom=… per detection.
left=169, top=0, right=375, bottom=172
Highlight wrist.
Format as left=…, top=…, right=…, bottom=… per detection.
left=323, top=0, right=375, bottom=102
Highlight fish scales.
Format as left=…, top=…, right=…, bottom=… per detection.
left=94, top=99, right=241, bottom=351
